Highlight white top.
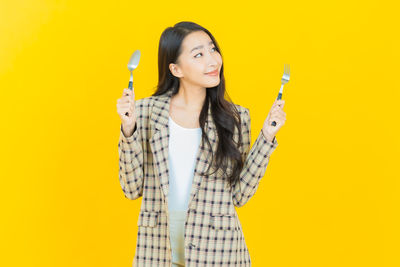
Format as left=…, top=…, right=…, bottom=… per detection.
left=167, top=115, right=202, bottom=266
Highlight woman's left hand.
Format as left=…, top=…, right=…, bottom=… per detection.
left=262, top=99, right=286, bottom=142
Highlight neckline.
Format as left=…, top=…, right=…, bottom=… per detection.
left=168, top=116, right=201, bottom=130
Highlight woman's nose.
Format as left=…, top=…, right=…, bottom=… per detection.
left=207, top=53, right=218, bottom=66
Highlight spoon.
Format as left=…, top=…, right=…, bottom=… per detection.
left=125, top=50, right=141, bottom=116
left=127, top=50, right=141, bottom=90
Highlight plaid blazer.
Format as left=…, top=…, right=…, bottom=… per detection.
left=118, top=90, right=279, bottom=267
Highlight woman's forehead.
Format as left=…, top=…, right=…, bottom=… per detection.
left=182, top=31, right=213, bottom=52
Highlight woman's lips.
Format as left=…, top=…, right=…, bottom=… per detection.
left=205, top=69, right=219, bottom=76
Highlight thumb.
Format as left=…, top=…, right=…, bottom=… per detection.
left=273, top=99, right=279, bottom=108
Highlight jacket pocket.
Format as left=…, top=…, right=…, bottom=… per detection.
left=137, top=210, right=159, bottom=227
left=211, top=213, right=235, bottom=231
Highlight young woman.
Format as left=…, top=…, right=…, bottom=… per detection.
left=116, top=21, right=286, bottom=267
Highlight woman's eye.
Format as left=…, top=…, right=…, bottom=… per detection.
left=194, top=47, right=217, bottom=58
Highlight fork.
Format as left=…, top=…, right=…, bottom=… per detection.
left=271, top=64, right=290, bottom=126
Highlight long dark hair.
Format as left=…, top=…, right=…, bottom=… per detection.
left=152, top=21, right=245, bottom=190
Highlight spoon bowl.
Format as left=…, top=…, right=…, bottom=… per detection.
left=127, top=50, right=141, bottom=90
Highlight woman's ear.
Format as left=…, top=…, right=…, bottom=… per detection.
left=169, top=63, right=183, bottom=78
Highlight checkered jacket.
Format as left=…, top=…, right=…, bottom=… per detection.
left=118, top=90, right=279, bottom=266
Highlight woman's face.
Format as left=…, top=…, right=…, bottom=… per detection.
left=170, top=30, right=223, bottom=88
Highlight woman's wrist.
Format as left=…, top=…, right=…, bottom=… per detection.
left=122, top=122, right=137, bottom=138
left=262, top=129, right=275, bottom=143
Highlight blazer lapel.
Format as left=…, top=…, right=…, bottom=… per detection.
left=149, top=90, right=217, bottom=210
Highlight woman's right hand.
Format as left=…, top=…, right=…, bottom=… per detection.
left=117, top=88, right=136, bottom=136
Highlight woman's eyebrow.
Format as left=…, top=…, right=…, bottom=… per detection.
left=190, top=41, right=214, bottom=53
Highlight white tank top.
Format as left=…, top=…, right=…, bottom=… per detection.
left=167, top=115, right=202, bottom=266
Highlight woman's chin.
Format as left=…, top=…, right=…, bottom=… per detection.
left=204, top=78, right=220, bottom=87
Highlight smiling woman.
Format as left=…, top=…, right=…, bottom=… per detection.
left=166, top=30, right=222, bottom=93
left=117, top=21, right=279, bottom=267
left=154, top=23, right=245, bottom=189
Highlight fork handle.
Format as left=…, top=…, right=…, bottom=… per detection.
left=271, top=92, right=283, bottom=126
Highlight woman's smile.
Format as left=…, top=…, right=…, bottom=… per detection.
left=205, top=69, right=219, bottom=76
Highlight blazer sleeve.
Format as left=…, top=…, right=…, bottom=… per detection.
left=118, top=100, right=145, bottom=200
left=231, top=107, right=279, bottom=207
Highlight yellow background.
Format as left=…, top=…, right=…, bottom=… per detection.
left=1, top=0, right=399, bottom=266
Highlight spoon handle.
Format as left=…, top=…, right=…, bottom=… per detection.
left=128, top=71, right=133, bottom=90
left=125, top=81, right=133, bottom=116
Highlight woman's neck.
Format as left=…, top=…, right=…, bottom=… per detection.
left=173, top=83, right=206, bottom=111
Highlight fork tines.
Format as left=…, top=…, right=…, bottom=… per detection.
left=284, top=64, right=290, bottom=75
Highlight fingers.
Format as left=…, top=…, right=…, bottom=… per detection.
left=117, top=88, right=135, bottom=119
left=123, top=88, right=131, bottom=96
left=265, top=99, right=286, bottom=129
left=117, top=102, right=134, bottom=114
left=119, top=105, right=134, bottom=120
left=273, top=99, right=285, bottom=108
left=271, top=99, right=285, bottom=114
left=119, top=88, right=135, bottom=104
left=118, top=103, right=131, bottom=109
left=272, top=104, right=285, bottom=114
left=269, top=99, right=286, bottom=122
left=274, top=109, right=285, bottom=117
left=120, top=107, right=131, bottom=117
left=269, top=114, right=285, bottom=126
left=122, top=88, right=135, bottom=99
left=270, top=111, right=285, bottom=120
